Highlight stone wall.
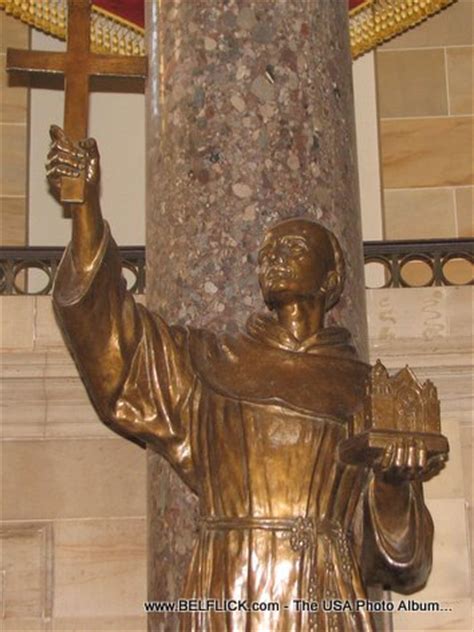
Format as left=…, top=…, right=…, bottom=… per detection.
left=1, top=296, right=147, bottom=631
left=1, top=287, right=471, bottom=631
left=377, top=0, right=473, bottom=243
left=1, top=12, right=29, bottom=246
left=367, top=287, right=472, bottom=630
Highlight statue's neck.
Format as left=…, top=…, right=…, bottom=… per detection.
left=274, top=297, right=325, bottom=343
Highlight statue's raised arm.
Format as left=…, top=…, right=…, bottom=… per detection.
left=48, top=128, right=196, bottom=485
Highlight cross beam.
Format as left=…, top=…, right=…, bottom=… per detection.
left=6, top=0, right=147, bottom=204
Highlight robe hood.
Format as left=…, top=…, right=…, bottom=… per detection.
left=188, top=313, right=369, bottom=421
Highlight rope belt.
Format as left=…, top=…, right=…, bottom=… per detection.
left=200, top=515, right=350, bottom=558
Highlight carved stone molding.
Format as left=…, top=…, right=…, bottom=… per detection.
left=1, top=522, right=54, bottom=629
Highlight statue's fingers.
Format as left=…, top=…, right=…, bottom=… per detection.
left=395, top=439, right=407, bottom=469
left=46, top=150, right=85, bottom=170
left=79, top=137, right=99, bottom=157
left=45, top=153, right=61, bottom=169
left=48, top=127, right=83, bottom=158
left=47, top=143, right=73, bottom=161
left=407, top=438, right=417, bottom=469
left=427, top=453, right=446, bottom=475
left=380, top=443, right=395, bottom=470
left=417, top=443, right=428, bottom=470
left=47, top=165, right=80, bottom=179
left=404, top=438, right=418, bottom=478
left=49, top=124, right=65, bottom=143
left=374, top=443, right=392, bottom=472
left=47, top=173, right=61, bottom=188
left=49, top=127, right=74, bottom=153
left=51, top=140, right=84, bottom=160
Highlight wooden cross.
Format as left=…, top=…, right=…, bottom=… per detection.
left=6, top=0, right=147, bottom=204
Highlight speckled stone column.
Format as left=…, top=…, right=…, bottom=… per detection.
left=146, top=1, right=368, bottom=628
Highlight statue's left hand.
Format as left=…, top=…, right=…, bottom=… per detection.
left=373, top=437, right=446, bottom=483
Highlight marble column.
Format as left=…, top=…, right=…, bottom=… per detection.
left=146, top=1, right=368, bottom=628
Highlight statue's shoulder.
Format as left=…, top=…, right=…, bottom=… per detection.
left=139, top=305, right=195, bottom=354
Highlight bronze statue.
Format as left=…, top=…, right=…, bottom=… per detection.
left=47, top=125, right=446, bottom=631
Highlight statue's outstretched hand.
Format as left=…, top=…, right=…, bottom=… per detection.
left=46, top=125, right=104, bottom=265
left=46, top=125, right=100, bottom=201
left=373, top=437, right=446, bottom=483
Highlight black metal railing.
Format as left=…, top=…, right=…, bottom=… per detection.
left=0, top=239, right=472, bottom=295
left=364, top=238, right=473, bottom=289
left=0, top=246, right=146, bottom=295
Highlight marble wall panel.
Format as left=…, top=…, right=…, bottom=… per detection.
left=0, top=62, right=28, bottom=124
left=1, top=376, right=46, bottom=438
left=1, top=296, right=35, bottom=350
left=0, top=522, right=53, bottom=628
left=383, top=188, right=457, bottom=239
left=43, top=351, right=87, bottom=385
left=380, top=0, right=474, bottom=49
left=0, top=12, right=29, bottom=51
left=0, top=13, right=28, bottom=247
left=459, top=424, right=472, bottom=503
left=376, top=0, right=474, bottom=247
left=0, top=123, right=28, bottom=197
left=44, top=377, right=111, bottom=439
left=35, top=298, right=66, bottom=350
left=376, top=49, right=448, bottom=118
left=424, top=419, right=464, bottom=500
left=443, top=286, right=473, bottom=345
left=447, top=47, right=474, bottom=116
left=53, top=518, right=146, bottom=619
left=455, top=187, right=474, bottom=237
left=380, top=117, right=474, bottom=189
left=427, top=367, right=474, bottom=428
left=459, top=424, right=472, bottom=578
left=2, top=439, right=146, bottom=520
left=366, top=286, right=470, bottom=350
left=0, top=350, right=47, bottom=379
left=3, top=618, right=49, bottom=631
left=0, top=197, right=27, bottom=246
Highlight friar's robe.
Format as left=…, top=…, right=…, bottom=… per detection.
left=53, top=224, right=433, bottom=631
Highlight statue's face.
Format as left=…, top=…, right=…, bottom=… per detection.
left=258, top=219, right=331, bottom=307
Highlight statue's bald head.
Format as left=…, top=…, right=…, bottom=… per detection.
left=258, top=218, right=345, bottom=310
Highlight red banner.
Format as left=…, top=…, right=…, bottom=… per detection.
left=94, top=0, right=144, bottom=29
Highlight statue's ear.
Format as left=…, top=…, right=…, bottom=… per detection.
left=324, top=269, right=342, bottom=310
left=326, top=270, right=339, bottom=293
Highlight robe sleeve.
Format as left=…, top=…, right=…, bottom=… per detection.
left=361, top=475, right=433, bottom=594
left=53, top=223, right=197, bottom=482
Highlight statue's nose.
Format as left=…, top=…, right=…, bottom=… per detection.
left=268, top=249, right=284, bottom=264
